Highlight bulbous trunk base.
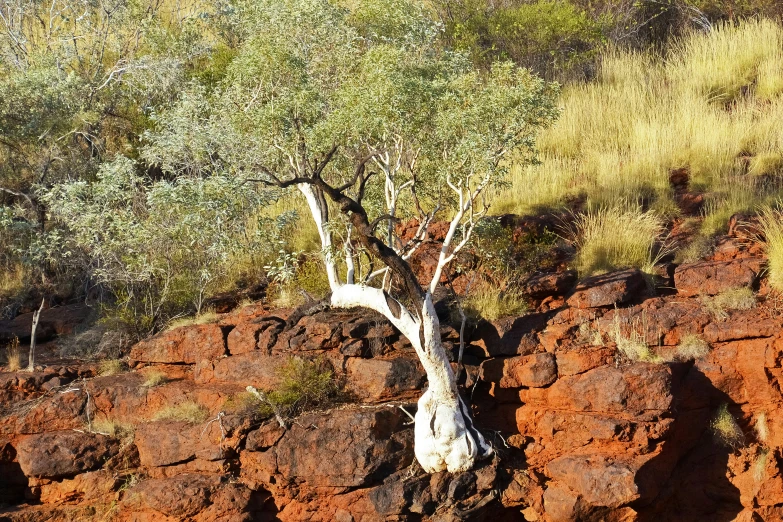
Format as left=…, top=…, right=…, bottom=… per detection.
left=414, top=389, right=493, bottom=473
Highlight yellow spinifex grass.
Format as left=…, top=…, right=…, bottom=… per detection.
left=757, top=205, right=783, bottom=291
left=567, top=205, right=666, bottom=276
left=494, top=19, right=783, bottom=220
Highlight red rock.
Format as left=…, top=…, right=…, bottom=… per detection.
left=545, top=363, right=672, bottom=415
left=703, top=312, right=779, bottom=343
left=135, top=421, right=226, bottom=467
left=524, top=270, right=577, bottom=298
left=122, top=473, right=220, bottom=518
left=468, top=314, right=548, bottom=358
left=197, top=351, right=286, bottom=388
left=129, top=324, right=227, bottom=364
left=480, top=353, right=557, bottom=388
left=546, top=454, right=640, bottom=508
left=227, top=318, right=286, bottom=355
left=345, top=357, right=425, bottom=401
left=16, top=431, right=120, bottom=478
left=674, top=258, right=763, bottom=297
left=246, top=422, right=286, bottom=451
left=274, top=406, right=414, bottom=488
left=555, top=347, right=613, bottom=377
left=566, top=269, right=646, bottom=309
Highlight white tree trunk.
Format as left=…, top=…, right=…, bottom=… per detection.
left=332, top=285, right=492, bottom=473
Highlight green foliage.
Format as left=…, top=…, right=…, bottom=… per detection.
left=43, top=157, right=286, bottom=334
left=462, top=285, right=529, bottom=322
left=434, top=0, right=606, bottom=79
left=259, top=357, right=338, bottom=418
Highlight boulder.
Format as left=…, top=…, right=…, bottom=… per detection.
left=130, top=324, right=227, bottom=364
left=546, top=454, right=640, bottom=508
left=123, top=473, right=221, bottom=519
left=16, top=431, right=120, bottom=479
left=274, top=406, right=415, bottom=488
left=674, top=258, right=763, bottom=297
left=524, top=270, right=578, bottom=298
left=542, top=363, right=672, bottom=415
left=566, top=269, right=646, bottom=309
left=480, top=353, right=557, bottom=388
left=468, top=314, right=548, bottom=358
left=197, top=351, right=286, bottom=388
left=346, top=357, right=425, bottom=401
left=227, top=317, right=286, bottom=355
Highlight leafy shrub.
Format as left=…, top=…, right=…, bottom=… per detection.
left=256, top=357, right=338, bottom=419
left=153, top=401, right=210, bottom=424
left=566, top=206, right=667, bottom=276
left=436, top=0, right=606, bottom=79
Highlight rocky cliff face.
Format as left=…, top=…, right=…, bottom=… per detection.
left=1, top=237, right=782, bottom=521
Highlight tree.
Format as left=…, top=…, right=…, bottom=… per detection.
left=146, top=0, right=558, bottom=472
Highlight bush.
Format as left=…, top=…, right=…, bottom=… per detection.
left=436, top=0, right=606, bottom=80
left=153, top=401, right=210, bottom=424
left=493, top=20, right=783, bottom=218
left=141, top=370, right=168, bottom=388
left=566, top=206, right=667, bottom=276
left=609, top=312, right=661, bottom=363
left=255, top=357, right=338, bottom=419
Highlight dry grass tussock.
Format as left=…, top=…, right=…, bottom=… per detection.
left=756, top=205, right=783, bottom=292
left=711, top=403, right=745, bottom=449
left=166, top=309, right=221, bottom=331
left=461, top=284, right=529, bottom=322
left=676, top=334, right=710, bottom=361
left=565, top=205, right=668, bottom=276
left=141, top=369, right=167, bottom=388
left=152, top=400, right=210, bottom=424
left=494, top=20, right=783, bottom=230
left=703, top=287, right=756, bottom=320
left=3, top=337, right=24, bottom=371
left=98, top=359, right=126, bottom=376
left=609, top=312, right=662, bottom=363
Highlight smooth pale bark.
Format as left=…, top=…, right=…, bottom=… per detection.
left=331, top=284, right=492, bottom=472
left=27, top=297, right=44, bottom=371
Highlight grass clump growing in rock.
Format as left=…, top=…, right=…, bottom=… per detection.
left=566, top=206, right=667, bottom=276
left=757, top=205, right=783, bottom=292
left=609, top=313, right=662, bottom=363
left=703, top=287, right=756, bottom=320
left=153, top=401, right=210, bottom=424
left=711, top=403, right=745, bottom=449
left=462, top=285, right=529, bottom=322
left=676, top=334, right=710, bottom=361
left=98, top=359, right=126, bottom=376
left=3, top=337, right=23, bottom=371
left=141, top=369, right=167, bottom=388
left=250, top=357, right=338, bottom=421
left=91, top=417, right=135, bottom=443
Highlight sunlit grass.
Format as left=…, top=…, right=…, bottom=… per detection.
left=565, top=205, right=667, bottom=276
left=757, top=205, right=783, bottom=292
left=494, top=20, right=783, bottom=218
